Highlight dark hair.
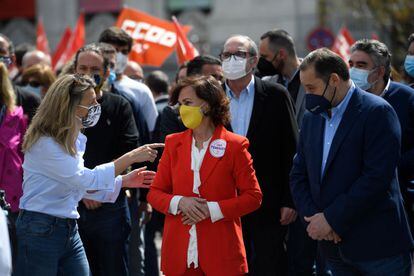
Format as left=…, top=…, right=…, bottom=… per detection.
left=170, top=75, right=230, bottom=126
left=350, top=39, right=391, bottom=83
left=0, top=33, right=15, bottom=55
left=408, top=33, right=414, bottom=47
left=98, top=27, right=133, bottom=53
left=260, top=29, right=296, bottom=57
left=15, top=43, right=35, bottom=67
left=145, top=70, right=169, bottom=96
left=187, top=55, right=221, bottom=76
left=74, top=43, right=109, bottom=73
left=300, top=48, right=350, bottom=82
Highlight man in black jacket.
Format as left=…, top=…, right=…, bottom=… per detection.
left=221, top=35, right=298, bottom=276
left=74, top=43, right=139, bottom=276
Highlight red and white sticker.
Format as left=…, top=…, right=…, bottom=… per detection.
left=209, top=139, right=226, bottom=158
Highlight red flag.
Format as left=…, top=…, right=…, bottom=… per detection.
left=55, top=13, right=85, bottom=70
left=36, top=18, right=50, bottom=55
left=172, top=16, right=199, bottom=65
left=52, top=27, right=72, bottom=70
left=116, top=7, right=192, bottom=67
left=331, top=27, right=355, bottom=63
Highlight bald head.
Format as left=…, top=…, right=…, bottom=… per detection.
left=223, top=35, right=258, bottom=57
left=124, top=61, right=144, bottom=81
left=22, top=50, right=51, bottom=69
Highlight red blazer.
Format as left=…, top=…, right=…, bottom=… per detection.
left=148, top=125, right=262, bottom=276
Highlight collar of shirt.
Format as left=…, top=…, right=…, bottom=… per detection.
left=76, top=131, right=87, bottom=156
left=225, top=75, right=255, bottom=99
left=380, top=78, right=391, bottom=97
left=321, top=82, right=356, bottom=121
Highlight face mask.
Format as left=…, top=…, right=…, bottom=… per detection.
left=404, top=55, right=414, bottom=78
left=115, top=52, right=128, bottom=74
left=257, top=56, right=278, bottom=77
left=349, top=67, right=378, bottom=90
left=91, top=73, right=105, bottom=93
left=0, top=56, right=12, bottom=67
left=222, top=58, right=250, bottom=80
left=305, top=81, right=336, bottom=115
left=108, top=70, right=116, bottom=85
left=22, top=84, right=42, bottom=97
left=179, top=104, right=203, bottom=129
left=77, top=104, right=101, bottom=128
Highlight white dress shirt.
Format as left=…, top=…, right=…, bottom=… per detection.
left=0, top=211, right=11, bottom=276
left=114, top=76, right=158, bottom=132
left=19, top=132, right=122, bottom=219
left=168, top=137, right=224, bottom=268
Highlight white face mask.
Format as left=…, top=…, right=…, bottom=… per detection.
left=349, top=67, right=378, bottom=91
left=115, top=52, right=128, bottom=74
left=222, top=58, right=249, bottom=80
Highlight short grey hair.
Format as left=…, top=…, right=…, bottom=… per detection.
left=224, top=35, right=258, bottom=57
left=350, top=39, right=391, bottom=83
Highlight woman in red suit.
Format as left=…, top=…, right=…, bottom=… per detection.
left=147, top=75, right=262, bottom=276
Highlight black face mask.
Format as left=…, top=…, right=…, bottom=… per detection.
left=257, top=57, right=279, bottom=77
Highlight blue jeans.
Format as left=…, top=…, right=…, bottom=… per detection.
left=78, top=195, right=131, bottom=276
left=320, top=242, right=412, bottom=276
left=128, top=193, right=145, bottom=276
left=14, top=210, right=89, bottom=276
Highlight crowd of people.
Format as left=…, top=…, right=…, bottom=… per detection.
left=1, top=26, right=414, bottom=276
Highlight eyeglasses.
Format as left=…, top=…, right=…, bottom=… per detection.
left=0, top=56, right=12, bottom=66
left=219, top=51, right=250, bottom=61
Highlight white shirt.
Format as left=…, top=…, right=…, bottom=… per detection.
left=114, top=76, right=158, bottom=132
left=0, top=211, right=11, bottom=276
left=168, top=137, right=224, bottom=268
left=19, top=132, right=122, bottom=219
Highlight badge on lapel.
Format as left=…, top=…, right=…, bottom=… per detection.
left=209, top=139, right=226, bottom=158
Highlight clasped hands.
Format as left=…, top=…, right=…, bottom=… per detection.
left=178, top=197, right=210, bottom=226
left=304, top=212, right=341, bottom=244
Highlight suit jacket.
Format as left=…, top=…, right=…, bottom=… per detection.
left=227, top=76, right=298, bottom=227
left=147, top=125, right=262, bottom=275
left=288, top=71, right=306, bottom=128
left=290, top=87, right=413, bottom=261
left=383, top=81, right=414, bottom=202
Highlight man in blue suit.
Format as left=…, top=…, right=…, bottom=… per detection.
left=290, top=48, right=413, bottom=275
left=349, top=39, right=414, bottom=232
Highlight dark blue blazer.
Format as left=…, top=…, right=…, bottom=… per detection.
left=383, top=82, right=414, bottom=202
left=290, top=87, right=413, bottom=261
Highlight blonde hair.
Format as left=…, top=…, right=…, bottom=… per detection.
left=0, top=62, right=16, bottom=111
left=22, top=64, right=56, bottom=90
left=22, top=74, right=95, bottom=156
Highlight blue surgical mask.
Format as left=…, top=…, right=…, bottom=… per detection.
left=305, top=81, right=336, bottom=115
left=349, top=67, right=378, bottom=91
left=404, top=55, right=414, bottom=78
left=22, top=84, right=42, bottom=97
left=108, top=70, right=116, bottom=85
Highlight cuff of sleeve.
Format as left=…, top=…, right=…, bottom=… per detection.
left=103, top=176, right=123, bottom=203
left=207, top=201, right=224, bottom=223
left=168, top=195, right=183, bottom=215
left=96, top=162, right=116, bottom=191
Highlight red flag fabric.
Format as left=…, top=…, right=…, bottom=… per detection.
left=116, top=7, right=191, bottom=67
left=52, top=27, right=72, bottom=70
left=54, top=13, right=85, bottom=70
left=331, top=27, right=355, bottom=63
left=172, top=16, right=199, bottom=65
left=36, top=18, right=50, bottom=55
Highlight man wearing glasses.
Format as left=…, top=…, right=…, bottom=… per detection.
left=220, top=35, right=298, bottom=275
